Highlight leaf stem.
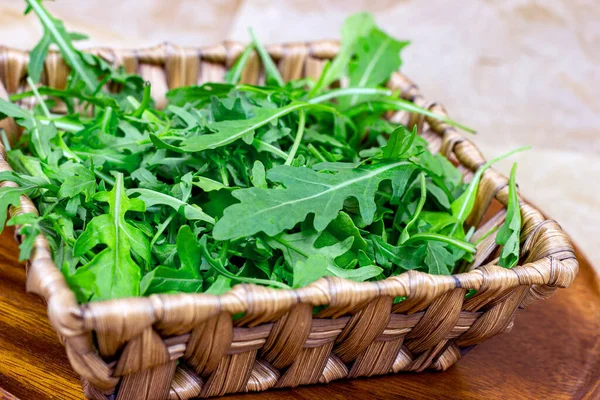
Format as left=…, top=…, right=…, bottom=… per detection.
left=285, top=110, right=306, bottom=165
left=449, top=146, right=530, bottom=236
left=100, top=107, right=113, bottom=133
left=201, top=237, right=290, bottom=289
left=225, top=44, right=255, bottom=85
left=474, top=224, right=499, bottom=245
left=252, top=139, right=288, bottom=159
left=25, top=0, right=98, bottom=92
left=150, top=213, right=176, bottom=248
left=398, top=173, right=426, bottom=245
left=345, top=97, right=476, bottom=134
left=132, top=81, right=151, bottom=118
left=307, top=144, right=327, bottom=162
left=27, top=77, right=51, bottom=118
left=219, top=165, right=230, bottom=186
left=38, top=117, right=83, bottom=132
left=0, top=129, right=11, bottom=151
left=405, top=233, right=477, bottom=254
left=308, top=88, right=392, bottom=105
left=249, top=28, right=285, bottom=87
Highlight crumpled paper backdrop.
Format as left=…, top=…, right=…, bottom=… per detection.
left=1, top=0, right=598, bottom=269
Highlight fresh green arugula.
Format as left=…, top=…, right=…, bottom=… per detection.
left=0, top=2, right=526, bottom=303
left=496, top=163, right=522, bottom=268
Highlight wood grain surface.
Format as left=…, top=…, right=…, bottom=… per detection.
left=0, top=227, right=598, bottom=400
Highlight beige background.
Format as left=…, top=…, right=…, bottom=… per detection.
left=1, top=0, right=598, bottom=269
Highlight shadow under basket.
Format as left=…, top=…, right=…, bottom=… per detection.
left=0, top=41, right=578, bottom=400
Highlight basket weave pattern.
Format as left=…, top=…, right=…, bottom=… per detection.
left=0, top=41, right=578, bottom=400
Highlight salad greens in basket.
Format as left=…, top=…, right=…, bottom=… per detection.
left=0, top=1, right=525, bottom=303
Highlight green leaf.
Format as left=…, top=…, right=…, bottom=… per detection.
left=26, top=0, right=98, bottom=92
left=325, top=211, right=367, bottom=251
left=496, top=163, right=521, bottom=268
left=205, top=275, right=232, bottom=295
left=199, top=236, right=290, bottom=289
left=214, top=162, right=416, bottom=240
left=166, top=83, right=233, bottom=107
left=0, top=185, right=34, bottom=232
left=249, top=28, right=284, bottom=87
left=0, top=98, right=33, bottom=120
left=399, top=173, right=426, bottom=244
left=0, top=170, right=51, bottom=189
left=449, top=147, right=529, bottom=236
left=345, top=27, right=408, bottom=107
left=315, top=12, right=376, bottom=92
left=191, top=176, right=230, bottom=192
left=167, top=105, right=200, bottom=129
left=176, top=225, right=202, bottom=273
left=225, top=44, right=255, bottom=85
left=345, top=97, right=476, bottom=134
left=57, top=165, right=96, bottom=201
left=140, top=266, right=202, bottom=295
left=141, top=226, right=202, bottom=295
left=423, top=241, right=454, bottom=275
left=267, top=229, right=382, bottom=281
left=28, top=31, right=52, bottom=83
left=382, top=125, right=416, bottom=160
left=404, top=233, right=476, bottom=254
left=251, top=160, right=267, bottom=188
left=293, top=254, right=328, bottom=288
left=7, top=212, right=41, bottom=261
left=10, top=86, right=120, bottom=109
left=71, top=173, right=150, bottom=301
left=131, top=167, right=167, bottom=191
left=151, top=102, right=336, bottom=153
left=370, top=235, right=423, bottom=271
left=128, top=188, right=215, bottom=224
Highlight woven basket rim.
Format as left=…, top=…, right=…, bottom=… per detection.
left=0, top=40, right=578, bottom=337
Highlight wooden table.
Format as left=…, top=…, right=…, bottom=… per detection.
left=0, top=229, right=598, bottom=400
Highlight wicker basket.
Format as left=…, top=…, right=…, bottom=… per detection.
left=0, top=41, right=578, bottom=400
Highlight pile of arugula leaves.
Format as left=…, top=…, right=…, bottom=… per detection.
left=0, top=1, right=523, bottom=303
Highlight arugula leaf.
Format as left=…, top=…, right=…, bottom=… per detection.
left=199, top=236, right=290, bottom=289
left=25, top=0, right=98, bottom=92
left=151, top=102, right=336, bottom=153
left=370, top=235, right=423, bottom=271
left=0, top=98, right=32, bottom=120
left=423, top=241, right=454, bottom=275
left=166, top=83, right=233, bottom=107
left=128, top=188, right=215, bottom=224
left=399, top=173, right=426, bottom=244
left=345, top=97, right=476, bottom=134
left=346, top=28, right=408, bottom=107
left=251, top=160, right=267, bottom=188
left=449, top=147, right=529, bottom=236
left=249, top=28, right=284, bottom=87
left=214, top=162, right=417, bottom=240
left=7, top=212, right=42, bottom=261
left=0, top=185, right=35, bottom=232
left=382, top=125, right=417, bottom=160
left=267, top=230, right=382, bottom=281
left=28, top=31, right=52, bottom=83
left=293, top=254, right=328, bottom=288
left=141, top=226, right=202, bottom=294
left=496, top=163, right=521, bottom=268
left=4, top=7, right=508, bottom=301
left=225, top=44, right=255, bottom=85
left=314, top=12, right=376, bottom=93
left=71, top=173, right=149, bottom=301
left=57, top=164, right=96, bottom=201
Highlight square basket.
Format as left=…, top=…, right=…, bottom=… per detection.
left=0, top=41, right=578, bottom=400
